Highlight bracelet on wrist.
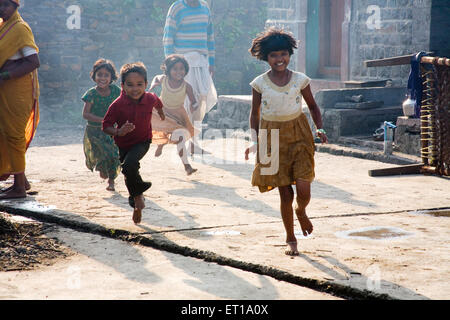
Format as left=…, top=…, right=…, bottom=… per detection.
left=114, top=127, right=119, bottom=137
left=316, top=128, right=326, bottom=135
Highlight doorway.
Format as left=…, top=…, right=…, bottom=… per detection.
left=318, top=0, right=346, bottom=79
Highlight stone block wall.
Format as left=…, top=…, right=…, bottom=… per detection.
left=17, top=0, right=268, bottom=124
left=349, top=0, right=432, bottom=85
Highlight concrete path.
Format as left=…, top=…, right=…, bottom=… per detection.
left=1, top=135, right=449, bottom=300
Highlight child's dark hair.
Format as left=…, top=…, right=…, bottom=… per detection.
left=120, top=62, right=148, bottom=84
left=90, top=58, right=118, bottom=83
left=249, top=27, right=298, bottom=61
left=161, top=54, right=189, bottom=76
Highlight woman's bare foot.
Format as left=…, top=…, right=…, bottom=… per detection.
left=184, top=164, right=198, bottom=176
left=295, top=206, right=313, bottom=236
left=1, top=175, right=31, bottom=193
left=155, top=144, right=165, bottom=157
left=0, top=187, right=27, bottom=199
left=106, top=179, right=115, bottom=191
left=285, top=241, right=299, bottom=256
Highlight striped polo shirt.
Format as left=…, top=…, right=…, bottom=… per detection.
left=163, top=0, right=215, bottom=66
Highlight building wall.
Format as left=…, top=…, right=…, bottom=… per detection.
left=18, top=0, right=267, bottom=124
left=349, top=0, right=432, bottom=85
left=266, top=0, right=434, bottom=87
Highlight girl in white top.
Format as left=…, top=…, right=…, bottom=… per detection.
left=245, top=27, right=328, bottom=256
left=150, top=54, right=198, bottom=175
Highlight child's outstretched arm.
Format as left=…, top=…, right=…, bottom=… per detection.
left=149, top=75, right=163, bottom=92
left=301, top=84, right=328, bottom=144
left=157, top=107, right=165, bottom=121
left=186, top=83, right=198, bottom=113
left=245, top=88, right=262, bottom=160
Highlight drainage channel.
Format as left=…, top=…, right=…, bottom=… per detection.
left=0, top=204, right=396, bottom=300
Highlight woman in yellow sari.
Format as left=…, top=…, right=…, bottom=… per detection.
left=0, top=0, right=40, bottom=199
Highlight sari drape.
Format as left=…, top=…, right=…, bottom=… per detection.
left=0, top=10, right=39, bottom=175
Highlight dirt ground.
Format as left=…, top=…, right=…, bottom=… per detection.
left=0, top=213, right=71, bottom=272
left=1, top=123, right=449, bottom=300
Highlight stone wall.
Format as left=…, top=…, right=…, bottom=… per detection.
left=18, top=0, right=268, bottom=124
left=349, top=0, right=432, bottom=85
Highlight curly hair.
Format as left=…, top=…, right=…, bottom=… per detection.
left=161, top=54, right=190, bottom=76
left=90, top=58, right=118, bottom=83
left=249, top=27, right=298, bottom=61
left=120, top=62, right=147, bottom=84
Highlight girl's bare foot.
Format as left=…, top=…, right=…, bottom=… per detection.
left=99, top=171, right=108, bottom=179
left=106, top=179, right=115, bottom=191
left=184, top=164, right=198, bottom=176
left=155, top=144, right=165, bottom=157
left=285, top=241, right=299, bottom=256
left=295, top=206, right=313, bottom=236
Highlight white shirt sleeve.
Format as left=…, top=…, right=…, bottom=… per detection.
left=8, top=46, right=38, bottom=60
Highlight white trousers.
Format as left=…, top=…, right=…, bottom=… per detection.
left=182, top=51, right=218, bottom=125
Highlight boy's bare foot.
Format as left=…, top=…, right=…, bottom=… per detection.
left=132, top=195, right=145, bottom=224
left=106, top=179, right=115, bottom=191
left=184, top=164, right=198, bottom=176
left=285, top=241, right=299, bottom=256
left=134, top=194, right=145, bottom=210
left=132, top=208, right=142, bottom=224
left=295, top=206, right=313, bottom=236
left=155, top=144, right=165, bottom=157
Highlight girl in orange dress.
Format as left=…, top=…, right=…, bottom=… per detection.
left=150, top=54, right=198, bottom=175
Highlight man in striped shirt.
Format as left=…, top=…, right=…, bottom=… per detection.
left=163, top=0, right=218, bottom=155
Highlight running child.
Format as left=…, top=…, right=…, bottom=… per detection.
left=102, top=62, right=165, bottom=224
left=149, top=54, right=198, bottom=175
left=82, top=58, right=121, bottom=191
left=245, top=28, right=328, bottom=256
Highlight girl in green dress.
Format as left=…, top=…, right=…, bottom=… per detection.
left=82, top=59, right=121, bottom=191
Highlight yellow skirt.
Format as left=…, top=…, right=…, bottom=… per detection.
left=0, top=73, right=39, bottom=176
left=252, top=112, right=315, bottom=193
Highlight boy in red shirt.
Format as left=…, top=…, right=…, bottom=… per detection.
left=103, top=62, right=165, bottom=224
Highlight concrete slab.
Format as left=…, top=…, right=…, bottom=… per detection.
left=1, top=138, right=449, bottom=299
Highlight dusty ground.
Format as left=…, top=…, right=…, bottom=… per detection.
left=1, top=123, right=449, bottom=300
left=0, top=213, right=71, bottom=271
